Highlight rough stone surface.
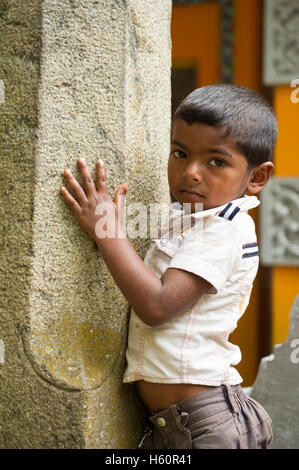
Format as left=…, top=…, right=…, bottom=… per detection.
left=250, top=295, right=299, bottom=449
left=0, top=0, right=171, bottom=448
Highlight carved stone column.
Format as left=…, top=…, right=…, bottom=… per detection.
left=0, top=0, right=171, bottom=448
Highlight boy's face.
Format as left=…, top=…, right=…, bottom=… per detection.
left=168, top=119, right=257, bottom=212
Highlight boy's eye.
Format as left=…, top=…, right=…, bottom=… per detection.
left=209, top=158, right=226, bottom=167
left=172, top=150, right=186, bottom=159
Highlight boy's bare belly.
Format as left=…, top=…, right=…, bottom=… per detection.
left=136, top=380, right=215, bottom=412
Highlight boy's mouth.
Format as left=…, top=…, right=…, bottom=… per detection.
left=180, top=189, right=205, bottom=199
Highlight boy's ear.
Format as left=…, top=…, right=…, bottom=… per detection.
left=246, top=162, right=274, bottom=195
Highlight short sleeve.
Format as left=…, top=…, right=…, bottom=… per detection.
left=167, top=216, right=240, bottom=294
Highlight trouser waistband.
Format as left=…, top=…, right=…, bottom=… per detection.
left=141, top=384, right=272, bottom=449
left=149, top=384, right=248, bottom=427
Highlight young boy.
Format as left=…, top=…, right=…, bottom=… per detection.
left=60, top=84, right=277, bottom=449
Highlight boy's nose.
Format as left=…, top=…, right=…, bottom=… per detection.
left=183, top=161, right=203, bottom=182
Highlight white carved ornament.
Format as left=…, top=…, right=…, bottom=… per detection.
left=263, top=0, right=299, bottom=85
left=260, top=177, right=299, bottom=265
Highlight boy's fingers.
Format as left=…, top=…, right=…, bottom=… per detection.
left=63, top=169, right=89, bottom=206
left=60, top=186, right=83, bottom=214
left=78, top=158, right=97, bottom=197
left=113, top=183, right=128, bottom=206
left=97, top=159, right=108, bottom=192
left=115, top=185, right=127, bottom=224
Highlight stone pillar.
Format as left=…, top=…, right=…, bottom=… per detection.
left=0, top=0, right=171, bottom=448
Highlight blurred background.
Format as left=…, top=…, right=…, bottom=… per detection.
left=171, top=0, right=299, bottom=386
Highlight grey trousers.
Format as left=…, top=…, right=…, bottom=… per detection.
left=140, top=384, right=273, bottom=449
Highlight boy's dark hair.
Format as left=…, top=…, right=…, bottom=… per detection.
left=173, top=84, right=278, bottom=169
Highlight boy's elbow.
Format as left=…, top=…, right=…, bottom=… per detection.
left=134, top=301, right=171, bottom=328
left=135, top=290, right=180, bottom=327
left=143, top=319, right=160, bottom=328
left=144, top=316, right=164, bottom=328
left=142, top=305, right=175, bottom=328
left=144, top=319, right=167, bottom=328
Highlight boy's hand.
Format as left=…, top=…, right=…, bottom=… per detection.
left=60, top=158, right=127, bottom=240
left=60, top=158, right=210, bottom=328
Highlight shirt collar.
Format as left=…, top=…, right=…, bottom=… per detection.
left=169, top=195, right=260, bottom=220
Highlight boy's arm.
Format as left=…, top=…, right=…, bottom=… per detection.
left=60, top=158, right=211, bottom=327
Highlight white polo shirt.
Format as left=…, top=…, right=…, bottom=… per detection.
left=123, top=195, right=260, bottom=386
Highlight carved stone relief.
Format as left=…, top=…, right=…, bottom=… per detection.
left=263, top=0, right=299, bottom=85
left=260, top=177, right=299, bottom=266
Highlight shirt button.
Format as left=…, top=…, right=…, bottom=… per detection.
left=156, top=417, right=166, bottom=427
left=160, top=238, right=168, bottom=245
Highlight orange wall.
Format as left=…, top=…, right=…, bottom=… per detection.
left=272, top=86, right=299, bottom=345
left=231, top=0, right=263, bottom=385
left=171, top=3, right=221, bottom=87
left=234, top=0, right=263, bottom=91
